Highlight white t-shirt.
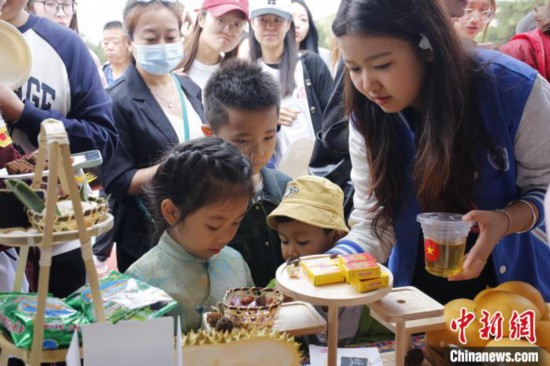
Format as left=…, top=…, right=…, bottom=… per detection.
left=188, top=59, right=221, bottom=92
left=318, top=47, right=334, bottom=77
left=259, top=58, right=316, bottom=167
left=166, top=92, right=204, bottom=142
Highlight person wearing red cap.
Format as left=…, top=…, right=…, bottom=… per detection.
left=179, top=0, right=249, bottom=91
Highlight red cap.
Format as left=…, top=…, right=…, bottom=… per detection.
left=201, top=0, right=249, bottom=19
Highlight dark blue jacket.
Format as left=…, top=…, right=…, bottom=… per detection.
left=13, top=14, right=117, bottom=159
left=332, top=50, right=550, bottom=300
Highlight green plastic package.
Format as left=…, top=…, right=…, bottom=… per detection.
left=0, top=293, right=88, bottom=350
left=65, top=271, right=177, bottom=323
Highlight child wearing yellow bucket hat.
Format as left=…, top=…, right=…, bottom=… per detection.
left=267, top=175, right=393, bottom=345
left=267, top=175, right=349, bottom=260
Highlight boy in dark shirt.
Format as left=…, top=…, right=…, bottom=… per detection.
left=202, top=59, right=291, bottom=287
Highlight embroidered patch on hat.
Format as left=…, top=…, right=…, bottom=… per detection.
left=284, top=185, right=299, bottom=198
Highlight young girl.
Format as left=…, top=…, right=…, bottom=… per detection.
left=180, top=0, right=248, bottom=91
left=453, top=0, right=496, bottom=43
left=101, top=0, right=206, bottom=272
left=328, top=0, right=550, bottom=303
left=249, top=0, right=333, bottom=167
left=126, top=137, right=254, bottom=333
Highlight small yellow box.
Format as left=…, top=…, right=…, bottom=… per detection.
left=300, top=257, right=345, bottom=286
left=350, top=271, right=389, bottom=293
left=338, top=253, right=380, bottom=283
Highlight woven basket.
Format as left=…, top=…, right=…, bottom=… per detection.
left=221, top=287, right=283, bottom=328
left=27, top=196, right=109, bottom=232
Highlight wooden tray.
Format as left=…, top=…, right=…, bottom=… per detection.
left=0, top=214, right=113, bottom=247
left=202, top=301, right=326, bottom=337
left=368, top=286, right=444, bottom=325
left=275, top=255, right=393, bottom=307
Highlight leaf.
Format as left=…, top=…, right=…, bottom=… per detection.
left=5, top=178, right=45, bottom=213
left=79, top=184, right=89, bottom=202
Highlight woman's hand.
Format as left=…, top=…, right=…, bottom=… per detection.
left=278, top=107, right=300, bottom=127
left=448, top=210, right=508, bottom=281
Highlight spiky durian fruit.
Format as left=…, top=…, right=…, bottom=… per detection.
left=182, top=327, right=303, bottom=366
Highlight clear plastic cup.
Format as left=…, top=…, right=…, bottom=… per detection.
left=417, top=213, right=473, bottom=277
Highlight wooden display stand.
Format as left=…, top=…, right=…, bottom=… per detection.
left=275, top=255, right=393, bottom=366
left=0, top=119, right=109, bottom=366
left=368, top=287, right=445, bottom=366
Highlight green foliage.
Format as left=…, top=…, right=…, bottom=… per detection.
left=314, top=1, right=545, bottom=50
left=315, top=15, right=336, bottom=50
left=483, top=0, right=543, bottom=46
left=83, top=36, right=106, bottom=65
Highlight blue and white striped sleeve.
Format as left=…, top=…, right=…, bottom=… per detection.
left=515, top=74, right=550, bottom=244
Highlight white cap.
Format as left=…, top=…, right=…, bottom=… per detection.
left=250, top=0, right=292, bottom=20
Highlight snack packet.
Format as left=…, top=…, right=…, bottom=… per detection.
left=65, top=271, right=177, bottom=323
left=0, top=293, right=87, bottom=350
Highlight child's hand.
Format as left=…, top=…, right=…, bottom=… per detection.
left=0, top=84, right=24, bottom=123
left=278, top=107, right=300, bottom=127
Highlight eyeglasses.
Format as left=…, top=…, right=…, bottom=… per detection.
left=135, top=0, right=178, bottom=4
left=463, top=8, right=495, bottom=23
left=34, top=1, right=76, bottom=16
left=212, top=16, right=246, bottom=35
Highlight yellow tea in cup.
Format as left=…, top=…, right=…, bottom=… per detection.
left=423, top=237, right=467, bottom=277
left=417, top=213, right=473, bottom=277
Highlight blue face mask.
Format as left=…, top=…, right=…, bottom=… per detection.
left=132, top=42, right=184, bottom=75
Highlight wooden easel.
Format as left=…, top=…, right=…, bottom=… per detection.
left=0, top=119, right=106, bottom=366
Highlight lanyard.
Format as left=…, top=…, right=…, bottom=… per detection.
left=171, top=74, right=190, bottom=141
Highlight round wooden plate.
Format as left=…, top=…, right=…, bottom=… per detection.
left=0, top=19, right=32, bottom=90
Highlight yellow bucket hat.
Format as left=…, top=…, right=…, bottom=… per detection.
left=267, top=175, right=349, bottom=233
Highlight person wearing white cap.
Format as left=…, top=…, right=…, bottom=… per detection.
left=180, top=0, right=249, bottom=91
left=248, top=0, right=333, bottom=168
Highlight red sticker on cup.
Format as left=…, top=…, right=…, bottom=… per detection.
left=424, top=239, right=440, bottom=262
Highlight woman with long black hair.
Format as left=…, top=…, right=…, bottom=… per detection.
left=248, top=0, right=333, bottom=168
left=290, top=0, right=332, bottom=73
left=328, top=0, right=550, bottom=303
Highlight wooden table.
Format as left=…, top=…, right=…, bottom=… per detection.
left=276, top=256, right=393, bottom=366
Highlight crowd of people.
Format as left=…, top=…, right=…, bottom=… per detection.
left=1, top=0, right=549, bottom=354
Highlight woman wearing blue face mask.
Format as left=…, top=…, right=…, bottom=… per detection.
left=101, top=0, right=206, bottom=271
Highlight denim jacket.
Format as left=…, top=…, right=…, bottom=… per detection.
left=228, top=167, right=291, bottom=287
